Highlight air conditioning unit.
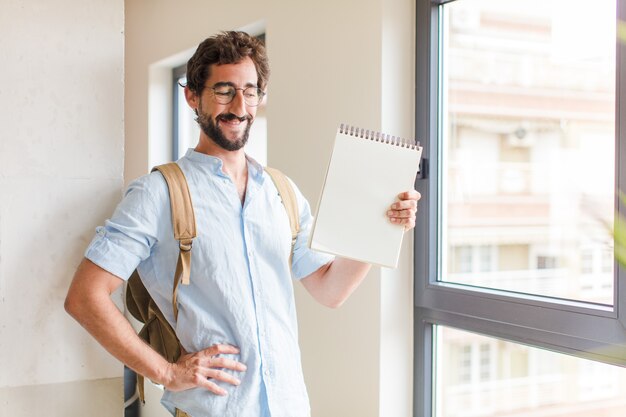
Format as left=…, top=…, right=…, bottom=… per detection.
left=506, top=127, right=534, bottom=147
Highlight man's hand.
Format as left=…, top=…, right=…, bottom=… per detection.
left=163, top=344, right=247, bottom=396
left=386, top=190, right=421, bottom=231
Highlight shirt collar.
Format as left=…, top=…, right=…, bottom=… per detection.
left=183, top=148, right=265, bottom=182
left=245, top=154, right=265, bottom=181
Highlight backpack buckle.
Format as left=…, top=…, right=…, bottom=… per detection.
left=179, top=240, right=192, bottom=252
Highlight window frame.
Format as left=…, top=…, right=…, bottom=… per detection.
left=413, top=1, right=626, bottom=416
left=172, top=63, right=187, bottom=161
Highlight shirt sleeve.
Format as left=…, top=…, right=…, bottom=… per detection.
left=288, top=178, right=335, bottom=280
left=84, top=174, right=165, bottom=280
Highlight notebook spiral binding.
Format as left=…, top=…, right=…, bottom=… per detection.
left=339, top=123, right=420, bottom=150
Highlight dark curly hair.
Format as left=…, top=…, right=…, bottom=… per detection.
left=185, top=31, right=269, bottom=94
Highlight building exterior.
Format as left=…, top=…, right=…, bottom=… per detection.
left=438, top=1, right=626, bottom=416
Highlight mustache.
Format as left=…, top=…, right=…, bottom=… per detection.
left=217, top=113, right=252, bottom=123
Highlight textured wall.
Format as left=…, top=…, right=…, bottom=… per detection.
left=0, top=0, right=124, bottom=414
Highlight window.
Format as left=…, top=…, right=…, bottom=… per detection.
left=435, top=326, right=626, bottom=417
left=536, top=255, right=557, bottom=270
left=172, top=63, right=198, bottom=160
left=414, top=1, right=626, bottom=416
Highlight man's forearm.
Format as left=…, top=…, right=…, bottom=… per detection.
left=65, top=259, right=171, bottom=385
left=300, top=258, right=372, bottom=308
left=66, top=259, right=248, bottom=395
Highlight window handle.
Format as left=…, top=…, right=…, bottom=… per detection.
left=417, top=158, right=429, bottom=180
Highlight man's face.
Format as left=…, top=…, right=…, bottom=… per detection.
left=190, top=57, right=259, bottom=151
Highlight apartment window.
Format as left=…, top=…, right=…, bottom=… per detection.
left=581, top=248, right=595, bottom=274
left=536, top=255, right=557, bottom=270
left=414, top=1, right=626, bottom=416
left=478, top=343, right=491, bottom=381
left=458, top=345, right=471, bottom=383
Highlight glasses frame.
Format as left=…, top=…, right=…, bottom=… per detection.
left=206, top=84, right=266, bottom=107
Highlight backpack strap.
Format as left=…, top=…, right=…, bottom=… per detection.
left=264, top=167, right=300, bottom=259
left=152, top=163, right=196, bottom=320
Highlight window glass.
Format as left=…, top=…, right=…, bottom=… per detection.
left=440, top=0, right=616, bottom=304
left=174, top=74, right=200, bottom=160
left=435, top=326, right=626, bottom=417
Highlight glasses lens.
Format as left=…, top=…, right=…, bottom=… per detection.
left=210, top=86, right=264, bottom=106
left=212, top=86, right=235, bottom=104
left=244, top=87, right=263, bottom=106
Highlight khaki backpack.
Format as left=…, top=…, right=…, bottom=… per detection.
left=125, top=162, right=300, bottom=403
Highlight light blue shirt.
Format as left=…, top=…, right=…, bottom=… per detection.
left=85, top=149, right=333, bottom=417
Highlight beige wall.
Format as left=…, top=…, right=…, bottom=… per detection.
left=0, top=0, right=125, bottom=415
left=125, top=0, right=415, bottom=416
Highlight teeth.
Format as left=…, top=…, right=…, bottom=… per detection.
left=220, top=119, right=245, bottom=128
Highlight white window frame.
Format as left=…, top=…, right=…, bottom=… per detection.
left=172, top=62, right=187, bottom=161
left=413, top=1, right=626, bottom=416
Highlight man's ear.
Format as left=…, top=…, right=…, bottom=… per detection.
left=183, top=86, right=199, bottom=113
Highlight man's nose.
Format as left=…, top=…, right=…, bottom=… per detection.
left=229, top=91, right=247, bottom=117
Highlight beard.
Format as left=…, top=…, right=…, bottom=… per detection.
left=196, top=110, right=253, bottom=152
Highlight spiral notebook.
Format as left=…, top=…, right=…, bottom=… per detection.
left=309, top=124, right=423, bottom=268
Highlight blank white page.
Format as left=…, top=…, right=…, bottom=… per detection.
left=310, top=128, right=422, bottom=268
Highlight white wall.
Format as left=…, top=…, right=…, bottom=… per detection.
left=0, top=0, right=124, bottom=415
left=125, top=0, right=415, bottom=415
left=380, top=2, right=416, bottom=416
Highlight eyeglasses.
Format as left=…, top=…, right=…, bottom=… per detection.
left=207, top=85, right=266, bottom=106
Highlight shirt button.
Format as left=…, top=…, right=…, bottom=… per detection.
left=264, top=370, right=270, bottom=376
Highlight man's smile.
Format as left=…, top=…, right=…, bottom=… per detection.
left=217, top=114, right=250, bottom=131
